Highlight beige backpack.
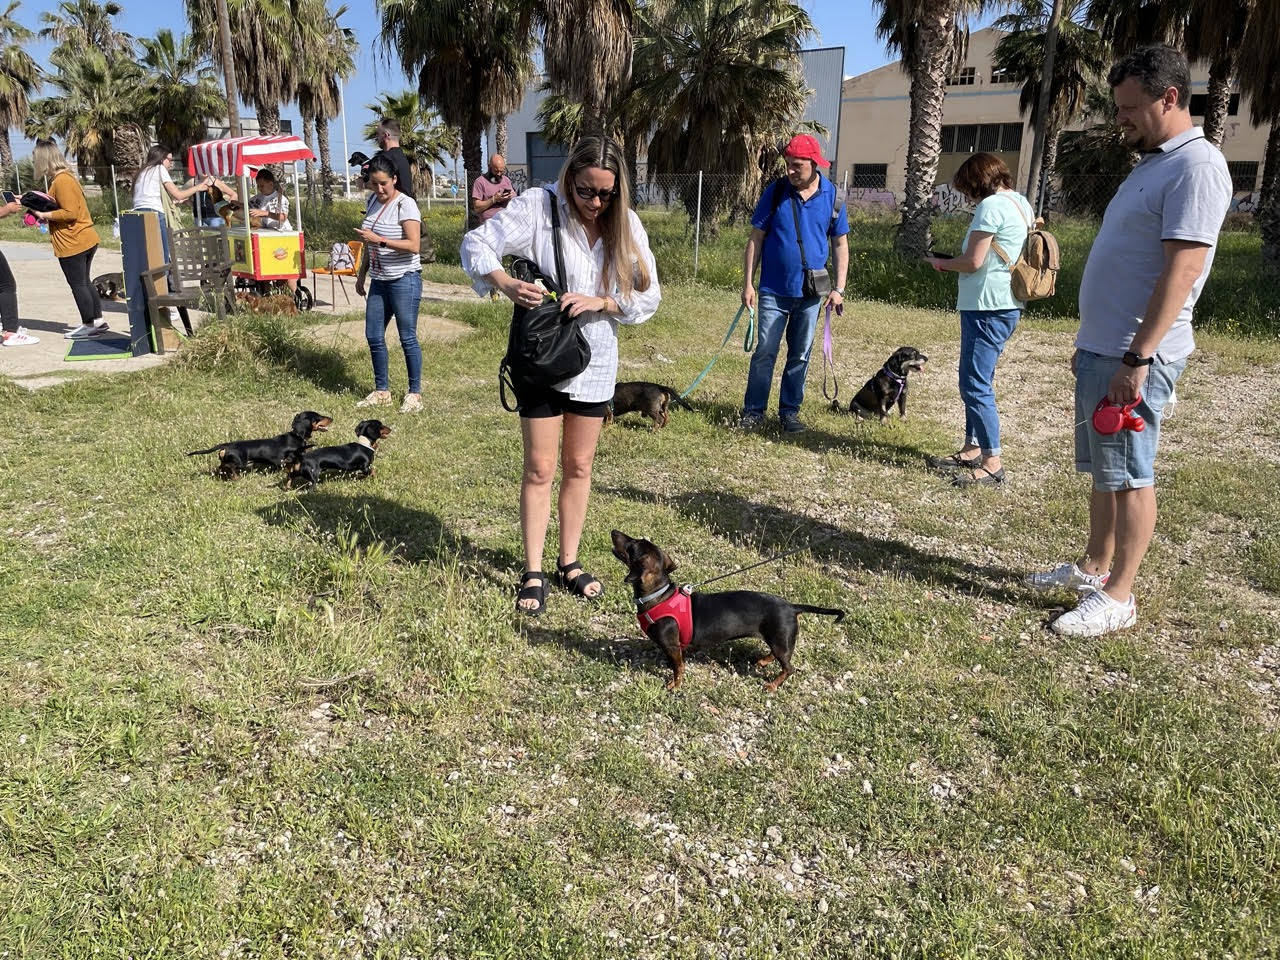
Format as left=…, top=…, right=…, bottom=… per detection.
left=991, top=197, right=1060, bottom=301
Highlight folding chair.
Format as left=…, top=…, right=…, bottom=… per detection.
left=312, top=241, right=364, bottom=311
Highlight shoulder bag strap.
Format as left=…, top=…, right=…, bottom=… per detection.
left=789, top=192, right=811, bottom=271
left=549, top=190, right=566, bottom=290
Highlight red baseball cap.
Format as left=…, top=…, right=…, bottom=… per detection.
left=783, top=134, right=830, bottom=169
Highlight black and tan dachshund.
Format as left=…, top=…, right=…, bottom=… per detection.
left=845, top=346, right=928, bottom=422
left=606, top=381, right=694, bottom=430
left=285, top=419, right=391, bottom=489
left=611, top=529, right=844, bottom=692
left=92, top=272, right=125, bottom=301
left=187, top=410, right=332, bottom=479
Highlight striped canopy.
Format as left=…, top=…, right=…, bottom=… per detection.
left=186, top=135, right=315, bottom=178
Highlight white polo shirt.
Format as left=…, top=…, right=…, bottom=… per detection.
left=1076, top=127, right=1231, bottom=363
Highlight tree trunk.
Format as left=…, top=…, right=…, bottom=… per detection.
left=301, top=113, right=317, bottom=207
left=495, top=113, right=508, bottom=156
left=112, top=123, right=145, bottom=177
left=317, top=114, right=333, bottom=207
left=257, top=103, right=281, bottom=137
left=1025, top=0, right=1065, bottom=203
left=895, top=6, right=955, bottom=258
left=463, top=110, right=485, bottom=231
left=0, top=129, right=12, bottom=192
left=1201, top=56, right=1234, bottom=148
left=1260, top=116, right=1280, bottom=266
left=1037, top=127, right=1061, bottom=213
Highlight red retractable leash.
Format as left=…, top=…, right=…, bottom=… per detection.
left=1091, top=396, right=1146, bottom=435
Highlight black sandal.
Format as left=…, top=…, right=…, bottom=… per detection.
left=516, top=571, right=547, bottom=616
left=952, top=466, right=1006, bottom=487
left=926, top=451, right=981, bottom=472
left=555, top=559, right=604, bottom=601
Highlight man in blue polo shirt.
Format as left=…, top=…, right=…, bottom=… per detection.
left=1026, top=45, right=1231, bottom=637
left=739, top=135, right=850, bottom=433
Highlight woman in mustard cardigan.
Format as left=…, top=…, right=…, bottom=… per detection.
left=32, top=139, right=106, bottom=340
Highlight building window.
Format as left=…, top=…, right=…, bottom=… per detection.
left=851, top=164, right=887, bottom=188
left=1228, top=161, right=1259, bottom=192
left=991, top=66, right=1014, bottom=84
left=948, top=66, right=976, bottom=87
left=941, top=123, right=1024, bottom=156
left=527, top=133, right=568, bottom=186
left=1189, top=93, right=1240, bottom=117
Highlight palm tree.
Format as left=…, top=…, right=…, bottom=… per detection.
left=536, top=0, right=633, bottom=137
left=874, top=0, right=989, bottom=258
left=0, top=2, right=41, bottom=188
left=1236, top=0, right=1278, bottom=264
left=187, top=0, right=298, bottom=138
left=629, top=0, right=815, bottom=232
left=138, top=28, right=226, bottom=156
left=362, top=90, right=458, bottom=197
left=26, top=48, right=143, bottom=182
left=296, top=1, right=356, bottom=205
left=993, top=0, right=1110, bottom=206
left=1086, top=0, right=1253, bottom=148
left=377, top=0, right=535, bottom=228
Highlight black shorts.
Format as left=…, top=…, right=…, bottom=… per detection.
left=516, top=382, right=610, bottom=419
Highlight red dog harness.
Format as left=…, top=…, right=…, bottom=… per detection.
left=636, top=585, right=695, bottom=649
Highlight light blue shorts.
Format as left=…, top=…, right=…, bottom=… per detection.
left=1074, top=350, right=1186, bottom=492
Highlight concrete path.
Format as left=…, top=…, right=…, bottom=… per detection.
left=0, top=239, right=479, bottom=391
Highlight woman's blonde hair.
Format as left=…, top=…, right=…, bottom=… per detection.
left=33, top=138, right=74, bottom=182
left=557, top=135, right=651, bottom=298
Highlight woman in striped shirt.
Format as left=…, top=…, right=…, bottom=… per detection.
left=355, top=155, right=424, bottom=414
left=461, top=136, right=661, bottom=616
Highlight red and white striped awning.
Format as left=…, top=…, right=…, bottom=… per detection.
left=186, top=135, right=316, bottom=178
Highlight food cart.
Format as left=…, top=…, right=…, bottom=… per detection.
left=186, top=134, right=317, bottom=311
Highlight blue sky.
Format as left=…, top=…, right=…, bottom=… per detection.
left=14, top=0, right=997, bottom=162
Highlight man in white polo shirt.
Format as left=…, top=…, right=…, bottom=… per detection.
left=1027, top=45, right=1231, bottom=637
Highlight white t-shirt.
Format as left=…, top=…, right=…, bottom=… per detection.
left=133, top=165, right=173, bottom=211
left=361, top=193, right=422, bottom=280
left=249, top=191, right=292, bottom=231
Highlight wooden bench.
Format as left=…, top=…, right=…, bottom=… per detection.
left=140, top=226, right=234, bottom=353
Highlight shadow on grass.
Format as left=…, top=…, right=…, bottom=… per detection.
left=604, top=485, right=1032, bottom=605
left=256, top=491, right=521, bottom=589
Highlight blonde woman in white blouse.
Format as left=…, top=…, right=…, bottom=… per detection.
left=462, top=136, right=661, bottom=616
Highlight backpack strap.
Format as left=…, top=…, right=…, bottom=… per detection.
left=989, top=193, right=1034, bottom=265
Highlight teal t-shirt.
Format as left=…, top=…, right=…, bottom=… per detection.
left=956, top=190, right=1036, bottom=311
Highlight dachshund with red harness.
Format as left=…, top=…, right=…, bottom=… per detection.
left=611, top=529, right=844, bottom=692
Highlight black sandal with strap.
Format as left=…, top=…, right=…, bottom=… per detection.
left=555, top=559, right=604, bottom=601
left=516, top=571, right=547, bottom=616
left=926, top=451, right=981, bottom=472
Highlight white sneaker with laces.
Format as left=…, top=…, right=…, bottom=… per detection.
left=64, top=320, right=109, bottom=340
left=1050, top=590, right=1136, bottom=637
left=356, top=391, right=392, bottom=408
left=1025, top=561, right=1109, bottom=594
left=2, top=327, right=39, bottom=346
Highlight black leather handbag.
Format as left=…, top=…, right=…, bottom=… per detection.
left=499, top=192, right=592, bottom=412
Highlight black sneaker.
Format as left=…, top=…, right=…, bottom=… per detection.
left=738, top=413, right=764, bottom=431
left=780, top=414, right=807, bottom=434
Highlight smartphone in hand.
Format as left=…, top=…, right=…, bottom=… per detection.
left=928, top=250, right=954, bottom=260
left=2, top=191, right=16, bottom=204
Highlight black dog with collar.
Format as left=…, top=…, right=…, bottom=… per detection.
left=285, top=419, right=391, bottom=489
left=187, top=410, right=332, bottom=479
left=845, top=346, right=928, bottom=421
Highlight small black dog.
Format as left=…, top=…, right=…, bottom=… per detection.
left=611, top=529, right=845, bottom=691
left=187, top=411, right=332, bottom=479
left=606, top=381, right=693, bottom=430
left=845, top=347, right=928, bottom=421
left=93, top=273, right=125, bottom=301
left=286, top=420, right=391, bottom=489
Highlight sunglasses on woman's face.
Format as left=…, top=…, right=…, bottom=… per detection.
left=573, top=183, right=617, bottom=203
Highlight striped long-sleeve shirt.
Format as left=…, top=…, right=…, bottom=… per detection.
left=460, top=186, right=661, bottom=403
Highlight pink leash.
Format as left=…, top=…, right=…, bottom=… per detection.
left=822, top=302, right=842, bottom=404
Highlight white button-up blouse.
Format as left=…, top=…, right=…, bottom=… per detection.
left=460, top=185, right=662, bottom=402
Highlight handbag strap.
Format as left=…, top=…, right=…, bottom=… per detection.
left=549, top=190, right=565, bottom=290
left=789, top=191, right=812, bottom=271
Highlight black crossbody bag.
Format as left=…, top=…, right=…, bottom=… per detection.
left=790, top=189, right=834, bottom=299
left=499, top=192, right=592, bottom=411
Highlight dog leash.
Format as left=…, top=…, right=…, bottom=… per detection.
left=678, top=304, right=757, bottom=400
left=822, top=302, right=842, bottom=404
left=683, top=532, right=839, bottom=592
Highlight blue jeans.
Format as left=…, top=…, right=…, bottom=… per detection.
left=365, top=271, right=423, bottom=393
left=958, top=308, right=1020, bottom=456
left=742, top=292, right=822, bottom=418
left=197, top=216, right=226, bottom=228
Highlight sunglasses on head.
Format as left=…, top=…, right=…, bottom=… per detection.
left=573, top=183, right=617, bottom=202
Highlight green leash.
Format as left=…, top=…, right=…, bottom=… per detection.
left=678, top=304, right=757, bottom=400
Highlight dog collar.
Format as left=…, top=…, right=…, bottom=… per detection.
left=636, top=584, right=695, bottom=650
left=356, top=436, right=375, bottom=449
left=635, top=583, right=673, bottom=607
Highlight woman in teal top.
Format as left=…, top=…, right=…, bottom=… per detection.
left=924, top=153, right=1035, bottom=486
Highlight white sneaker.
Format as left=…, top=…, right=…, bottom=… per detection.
left=2, top=327, right=39, bottom=346
left=1025, top=561, right=1109, bottom=594
left=1050, top=590, right=1136, bottom=637
left=64, top=321, right=109, bottom=340
left=356, top=390, right=392, bottom=408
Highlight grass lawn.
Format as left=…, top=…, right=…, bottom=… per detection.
left=2, top=275, right=1279, bottom=957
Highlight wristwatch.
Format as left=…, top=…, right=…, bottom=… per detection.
left=1122, top=350, right=1154, bottom=367
left=379, top=240, right=388, bottom=249
left=833, top=287, right=845, bottom=295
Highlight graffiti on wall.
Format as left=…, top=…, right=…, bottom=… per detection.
left=844, top=187, right=897, bottom=209
left=1230, top=191, right=1258, bottom=213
